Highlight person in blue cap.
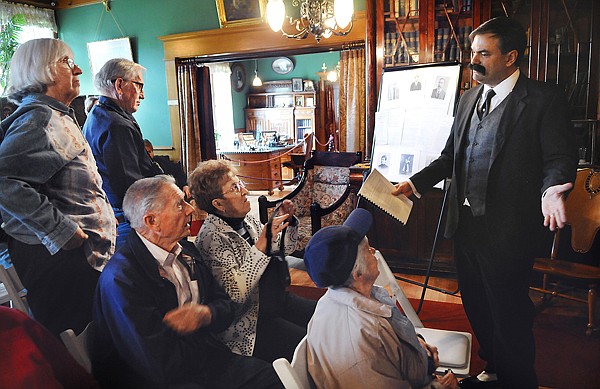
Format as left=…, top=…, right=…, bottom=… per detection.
left=303, top=208, right=458, bottom=389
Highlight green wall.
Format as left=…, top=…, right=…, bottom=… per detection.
left=231, top=51, right=341, bottom=129
left=56, top=0, right=364, bottom=147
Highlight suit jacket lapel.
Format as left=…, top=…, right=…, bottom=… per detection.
left=490, top=74, right=528, bottom=164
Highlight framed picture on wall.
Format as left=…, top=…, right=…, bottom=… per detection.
left=216, top=0, right=266, bottom=28
left=231, top=63, right=246, bottom=92
left=292, top=78, right=303, bottom=92
left=87, top=37, right=133, bottom=79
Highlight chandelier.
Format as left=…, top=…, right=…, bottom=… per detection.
left=266, top=0, right=354, bottom=43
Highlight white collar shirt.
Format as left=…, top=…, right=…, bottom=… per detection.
left=137, top=231, right=198, bottom=306
left=478, top=68, right=520, bottom=114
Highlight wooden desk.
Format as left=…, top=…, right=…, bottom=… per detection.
left=220, top=146, right=293, bottom=195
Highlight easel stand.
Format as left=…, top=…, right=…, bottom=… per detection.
left=394, top=178, right=460, bottom=314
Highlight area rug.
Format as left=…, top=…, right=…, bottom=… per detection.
left=289, top=285, right=600, bottom=389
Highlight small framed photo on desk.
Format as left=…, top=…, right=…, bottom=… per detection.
left=292, top=78, right=303, bottom=92
left=295, top=96, right=305, bottom=107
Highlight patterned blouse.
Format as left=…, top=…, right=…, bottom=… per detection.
left=195, top=213, right=298, bottom=356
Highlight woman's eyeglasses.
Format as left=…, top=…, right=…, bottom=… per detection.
left=57, top=57, right=76, bottom=70
left=222, top=180, right=246, bottom=196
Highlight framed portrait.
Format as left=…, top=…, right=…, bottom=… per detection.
left=231, top=63, right=246, bottom=92
left=295, top=96, right=305, bottom=107
left=87, top=37, right=133, bottom=78
left=216, top=0, right=266, bottom=28
left=292, top=78, right=303, bottom=92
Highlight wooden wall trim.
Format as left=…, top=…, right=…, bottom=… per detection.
left=159, top=11, right=366, bottom=61
left=55, top=0, right=102, bottom=9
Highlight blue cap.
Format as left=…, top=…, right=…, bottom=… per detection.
left=304, top=208, right=373, bottom=288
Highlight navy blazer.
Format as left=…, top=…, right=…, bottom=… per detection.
left=92, top=232, right=235, bottom=388
left=411, top=74, right=578, bottom=255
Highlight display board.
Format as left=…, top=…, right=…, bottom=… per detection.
left=372, top=63, right=462, bottom=186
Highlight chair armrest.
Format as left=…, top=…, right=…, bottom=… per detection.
left=258, top=175, right=311, bottom=224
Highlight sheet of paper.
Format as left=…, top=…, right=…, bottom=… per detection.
left=358, top=169, right=413, bottom=224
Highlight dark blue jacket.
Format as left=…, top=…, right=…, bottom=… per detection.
left=92, top=232, right=235, bottom=388
left=83, top=96, right=162, bottom=209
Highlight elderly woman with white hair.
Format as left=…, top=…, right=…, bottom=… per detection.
left=83, top=58, right=162, bottom=249
left=0, top=38, right=116, bottom=336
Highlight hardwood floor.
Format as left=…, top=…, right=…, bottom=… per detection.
left=248, top=187, right=594, bottom=317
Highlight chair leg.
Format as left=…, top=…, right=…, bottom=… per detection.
left=586, top=285, right=597, bottom=336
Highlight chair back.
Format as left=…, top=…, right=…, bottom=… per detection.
left=273, top=336, right=315, bottom=389
left=0, top=264, right=31, bottom=315
left=561, top=168, right=600, bottom=253
left=60, top=322, right=94, bottom=373
left=259, top=151, right=362, bottom=251
left=373, top=250, right=472, bottom=376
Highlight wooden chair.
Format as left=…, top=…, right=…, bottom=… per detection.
left=531, top=168, right=600, bottom=335
left=60, top=322, right=94, bottom=373
left=259, top=151, right=362, bottom=251
left=0, top=264, right=31, bottom=316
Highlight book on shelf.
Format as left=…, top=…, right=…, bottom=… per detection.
left=358, top=169, right=413, bottom=225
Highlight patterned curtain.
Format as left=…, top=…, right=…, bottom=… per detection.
left=176, top=64, right=216, bottom=175
left=0, top=1, right=57, bottom=32
left=339, top=48, right=366, bottom=154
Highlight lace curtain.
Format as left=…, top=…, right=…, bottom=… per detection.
left=0, top=1, right=57, bottom=32
left=206, top=63, right=235, bottom=150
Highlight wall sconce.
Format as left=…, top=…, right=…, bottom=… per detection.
left=252, top=60, right=263, bottom=87
left=267, top=0, right=354, bottom=43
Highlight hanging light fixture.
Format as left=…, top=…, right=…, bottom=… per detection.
left=267, top=0, right=354, bottom=43
left=252, top=60, right=263, bottom=87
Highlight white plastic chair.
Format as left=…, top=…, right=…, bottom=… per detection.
left=60, top=321, right=94, bottom=373
left=0, top=264, right=31, bottom=315
left=374, top=250, right=472, bottom=376
left=273, top=336, right=315, bottom=389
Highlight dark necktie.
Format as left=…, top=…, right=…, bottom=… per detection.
left=477, top=89, right=496, bottom=120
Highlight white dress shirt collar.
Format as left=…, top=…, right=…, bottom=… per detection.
left=480, top=68, right=520, bottom=113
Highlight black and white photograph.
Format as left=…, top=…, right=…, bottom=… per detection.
left=399, top=154, right=414, bottom=174
left=431, top=76, right=448, bottom=100
left=292, top=78, right=303, bottom=92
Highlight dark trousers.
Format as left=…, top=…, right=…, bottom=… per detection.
left=8, top=238, right=100, bottom=337
left=206, top=353, right=284, bottom=389
left=454, top=206, right=537, bottom=389
left=253, top=292, right=316, bottom=363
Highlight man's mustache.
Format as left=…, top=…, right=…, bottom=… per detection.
left=469, top=63, right=486, bottom=74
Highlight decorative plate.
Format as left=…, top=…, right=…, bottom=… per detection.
left=272, top=57, right=294, bottom=75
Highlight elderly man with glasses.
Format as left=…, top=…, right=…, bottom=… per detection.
left=0, top=38, right=115, bottom=337
left=83, top=58, right=163, bottom=249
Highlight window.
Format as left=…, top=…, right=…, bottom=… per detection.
left=206, top=63, right=235, bottom=150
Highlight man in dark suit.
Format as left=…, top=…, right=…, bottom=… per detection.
left=393, top=17, right=577, bottom=389
left=93, top=175, right=282, bottom=388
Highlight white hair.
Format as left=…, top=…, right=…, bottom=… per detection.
left=343, top=238, right=369, bottom=287
left=7, top=38, right=74, bottom=103
left=94, top=58, right=145, bottom=95
left=123, top=175, right=176, bottom=230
